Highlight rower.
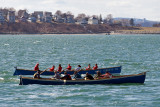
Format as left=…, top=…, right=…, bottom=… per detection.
left=72, top=71, right=82, bottom=80
left=65, top=64, right=72, bottom=71
left=75, top=65, right=81, bottom=72
left=33, top=70, right=41, bottom=79
left=85, top=72, right=94, bottom=80
left=85, top=64, right=91, bottom=70
left=34, top=63, right=39, bottom=71
left=102, top=72, right=112, bottom=78
left=93, top=64, right=98, bottom=70
left=57, top=64, right=62, bottom=72
left=94, top=71, right=102, bottom=79
left=49, top=65, right=55, bottom=71
left=60, top=71, right=71, bottom=80
left=52, top=70, right=61, bottom=79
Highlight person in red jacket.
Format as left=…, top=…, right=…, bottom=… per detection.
left=49, top=65, right=55, bottom=71
left=93, top=64, right=98, bottom=70
left=102, top=72, right=112, bottom=78
left=58, top=64, right=62, bottom=72
left=34, top=63, right=39, bottom=71
left=86, top=64, right=91, bottom=70
left=66, top=64, right=72, bottom=71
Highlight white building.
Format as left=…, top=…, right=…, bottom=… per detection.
left=88, top=17, right=98, bottom=24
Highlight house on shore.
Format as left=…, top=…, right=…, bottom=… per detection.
left=44, top=12, right=52, bottom=23
left=75, top=18, right=88, bottom=25
left=65, top=14, right=75, bottom=23
left=34, top=11, right=44, bottom=22
left=0, top=11, right=5, bottom=23
left=28, top=13, right=37, bottom=23
left=18, top=10, right=29, bottom=22
left=88, top=17, right=98, bottom=24
left=7, top=11, right=15, bottom=23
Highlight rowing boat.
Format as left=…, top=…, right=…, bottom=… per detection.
left=13, top=66, right=122, bottom=76
left=19, top=72, right=146, bottom=85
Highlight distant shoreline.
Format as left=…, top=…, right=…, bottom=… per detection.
left=0, top=23, right=160, bottom=35
left=0, top=32, right=160, bottom=35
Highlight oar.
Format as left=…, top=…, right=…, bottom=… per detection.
left=40, top=68, right=49, bottom=75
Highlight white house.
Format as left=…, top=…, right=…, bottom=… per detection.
left=88, top=17, right=98, bottom=24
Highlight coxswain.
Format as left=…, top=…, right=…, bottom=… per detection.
left=93, top=64, right=98, bottom=70
left=34, top=63, right=39, bottom=71
left=49, top=65, right=55, bottom=71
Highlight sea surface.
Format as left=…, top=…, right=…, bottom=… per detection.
left=0, top=34, right=160, bottom=107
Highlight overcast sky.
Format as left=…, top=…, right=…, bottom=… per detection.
left=1, top=0, right=160, bottom=21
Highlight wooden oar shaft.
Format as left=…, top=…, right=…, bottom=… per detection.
left=40, top=68, right=49, bottom=74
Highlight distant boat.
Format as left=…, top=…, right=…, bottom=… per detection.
left=19, top=72, right=147, bottom=85
left=13, top=66, right=122, bottom=76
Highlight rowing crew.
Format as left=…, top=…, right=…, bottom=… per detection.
left=33, top=69, right=113, bottom=80
left=34, top=63, right=98, bottom=72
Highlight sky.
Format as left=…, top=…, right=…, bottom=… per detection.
left=0, top=0, right=160, bottom=21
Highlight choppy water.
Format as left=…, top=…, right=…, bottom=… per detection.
left=0, top=34, right=160, bottom=107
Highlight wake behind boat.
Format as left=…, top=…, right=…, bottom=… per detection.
left=19, top=72, right=147, bottom=85
left=13, top=66, right=122, bottom=76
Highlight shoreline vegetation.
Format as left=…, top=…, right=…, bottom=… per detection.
left=0, top=22, right=160, bottom=35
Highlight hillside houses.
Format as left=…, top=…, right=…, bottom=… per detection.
left=0, top=8, right=157, bottom=27
left=0, top=9, right=101, bottom=25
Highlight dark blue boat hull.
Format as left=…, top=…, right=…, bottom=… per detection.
left=14, top=66, right=121, bottom=76
left=19, top=72, right=146, bottom=85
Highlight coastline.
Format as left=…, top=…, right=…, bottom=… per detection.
left=0, top=33, right=160, bottom=35
left=1, top=22, right=160, bottom=35
left=0, top=32, right=160, bottom=35
left=0, top=27, right=160, bottom=35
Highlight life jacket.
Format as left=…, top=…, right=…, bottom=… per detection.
left=93, top=65, right=98, bottom=70
left=58, top=66, right=62, bottom=72
left=34, top=64, right=39, bottom=71
left=86, top=66, right=91, bottom=70
left=50, top=66, right=54, bottom=71
left=102, top=72, right=112, bottom=78
left=67, top=65, right=72, bottom=70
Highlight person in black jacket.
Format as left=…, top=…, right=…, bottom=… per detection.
left=85, top=72, right=94, bottom=80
